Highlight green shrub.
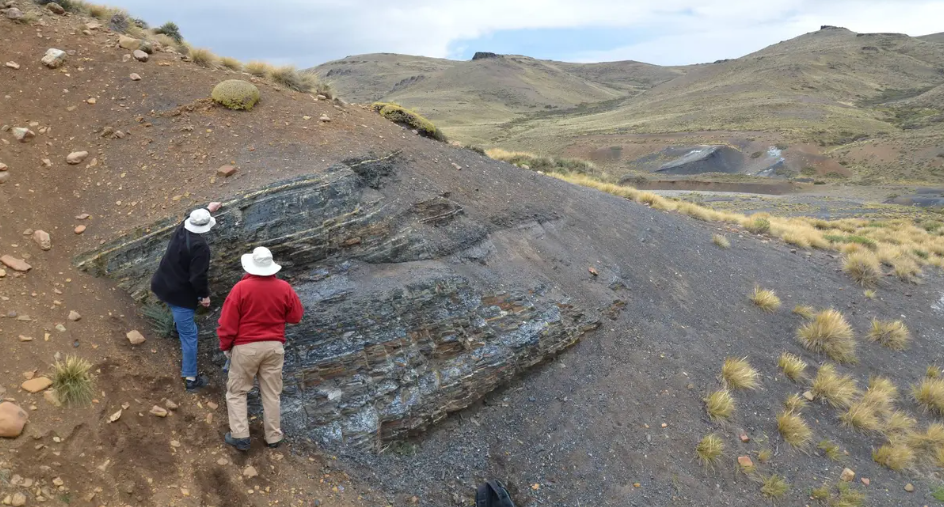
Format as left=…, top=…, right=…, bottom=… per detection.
left=211, top=80, right=261, bottom=111
left=155, top=21, right=183, bottom=43
left=374, top=103, right=447, bottom=142
left=824, top=234, right=877, bottom=249
left=142, top=304, right=175, bottom=338
left=745, top=218, right=771, bottom=234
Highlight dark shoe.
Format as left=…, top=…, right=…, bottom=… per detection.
left=225, top=432, right=250, bottom=452
left=266, top=440, right=282, bottom=449
left=184, top=375, right=209, bottom=393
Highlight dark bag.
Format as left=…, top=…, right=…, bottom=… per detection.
left=476, top=480, right=515, bottom=507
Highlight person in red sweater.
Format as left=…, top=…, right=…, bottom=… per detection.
left=218, top=247, right=303, bottom=451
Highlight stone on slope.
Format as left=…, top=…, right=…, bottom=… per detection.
left=68, top=310, right=81, bottom=321
left=126, top=330, right=146, bottom=345
left=118, top=35, right=142, bottom=50
left=0, top=172, right=9, bottom=185
left=42, top=49, right=67, bottom=69
left=45, top=2, right=65, bottom=14
left=32, top=230, right=51, bottom=251
left=4, top=61, right=19, bottom=70
left=150, top=405, right=168, bottom=417
left=211, top=80, right=260, bottom=111
left=217, top=165, right=237, bottom=177
left=4, top=7, right=22, bottom=20
left=129, top=73, right=141, bottom=81
left=0, top=162, right=8, bottom=171
left=21, top=377, right=53, bottom=393
left=74, top=225, right=86, bottom=234
left=0, top=402, right=29, bottom=438
left=840, top=468, right=855, bottom=482
left=66, top=151, right=89, bottom=164
left=12, top=127, right=35, bottom=142
left=11, top=493, right=26, bottom=507
left=44, top=389, right=62, bottom=407
left=0, top=255, right=31, bottom=272
left=132, top=50, right=148, bottom=62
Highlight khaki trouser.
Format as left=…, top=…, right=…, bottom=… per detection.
left=226, top=341, right=285, bottom=444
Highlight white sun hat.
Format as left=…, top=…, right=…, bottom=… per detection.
left=184, top=208, right=217, bottom=234
left=241, top=247, right=282, bottom=276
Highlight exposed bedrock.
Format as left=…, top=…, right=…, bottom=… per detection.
left=75, top=154, right=600, bottom=451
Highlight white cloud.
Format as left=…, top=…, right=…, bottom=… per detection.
left=112, top=0, right=944, bottom=67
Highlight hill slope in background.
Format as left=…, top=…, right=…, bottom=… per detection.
left=919, top=32, right=944, bottom=43
left=316, top=28, right=944, bottom=184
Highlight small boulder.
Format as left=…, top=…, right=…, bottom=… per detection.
left=32, top=230, right=51, bottom=251
left=126, top=330, right=146, bottom=345
left=129, top=73, right=141, bottom=81
left=21, top=377, right=53, bottom=393
left=41, top=49, right=68, bottom=69
left=45, top=2, right=65, bottom=15
left=118, top=35, right=141, bottom=51
left=0, top=162, right=8, bottom=171
left=150, top=405, right=168, bottom=417
left=0, top=402, right=29, bottom=438
left=0, top=255, right=31, bottom=272
left=12, top=127, right=35, bottom=142
left=904, top=483, right=914, bottom=492
left=132, top=50, right=148, bottom=62
left=74, top=225, right=86, bottom=234
left=211, top=80, right=260, bottom=111
left=840, top=468, right=855, bottom=482
left=217, top=165, right=237, bottom=177
left=319, top=114, right=331, bottom=122
left=138, top=40, right=154, bottom=54
left=11, top=492, right=27, bottom=507
left=243, top=466, right=258, bottom=478
left=737, top=456, right=754, bottom=468
left=66, top=151, right=89, bottom=164
left=68, top=310, right=81, bottom=321
left=164, top=399, right=178, bottom=410
left=4, top=7, right=23, bottom=20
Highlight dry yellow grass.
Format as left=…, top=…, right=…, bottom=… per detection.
left=843, top=251, right=882, bottom=287
left=797, top=309, right=856, bottom=363
left=219, top=56, right=242, bottom=71
left=867, top=319, right=910, bottom=350
left=784, top=393, right=808, bottom=413
left=912, top=378, right=944, bottom=414
left=777, top=410, right=812, bottom=447
left=712, top=234, right=730, bottom=249
left=841, top=400, right=882, bottom=432
left=777, top=353, right=807, bottom=382
left=792, top=305, right=816, bottom=319
left=817, top=440, right=843, bottom=461
left=929, top=365, right=942, bottom=379
left=704, top=389, right=735, bottom=421
left=903, top=423, right=944, bottom=456
left=873, top=443, right=915, bottom=471
left=760, top=475, right=789, bottom=499
left=863, top=289, right=877, bottom=299
left=883, top=410, right=917, bottom=436
left=749, top=286, right=781, bottom=313
left=695, top=433, right=724, bottom=468
left=892, top=256, right=921, bottom=282
left=721, top=358, right=760, bottom=390
left=864, top=376, right=898, bottom=410
left=188, top=47, right=218, bottom=68
left=811, top=364, right=859, bottom=408
left=245, top=61, right=273, bottom=78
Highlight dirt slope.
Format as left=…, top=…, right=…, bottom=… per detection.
left=3, top=5, right=944, bottom=507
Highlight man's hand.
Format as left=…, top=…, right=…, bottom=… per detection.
left=223, top=350, right=232, bottom=359
left=207, top=202, right=222, bottom=213
left=200, top=297, right=211, bottom=308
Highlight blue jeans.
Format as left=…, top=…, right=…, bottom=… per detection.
left=168, top=305, right=198, bottom=378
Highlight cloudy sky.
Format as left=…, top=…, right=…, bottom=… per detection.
left=114, top=0, right=944, bottom=68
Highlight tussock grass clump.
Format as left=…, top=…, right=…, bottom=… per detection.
left=270, top=65, right=318, bottom=92
left=245, top=61, right=272, bottom=77
left=373, top=103, right=447, bottom=142
left=867, top=319, right=910, bottom=350
left=777, top=410, right=812, bottom=447
left=863, top=376, right=897, bottom=411
left=695, top=433, right=724, bottom=468
left=841, top=400, right=882, bottom=432
left=721, top=358, right=760, bottom=390
left=485, top=148, right=597, bottom=176
left=760, top=474, right=789, bottom=499
left=818, top=440, right=843, bottom=461
left=219, top=56, right=242, bottom=71
left=892, top=256, right=921, bottom=282
left=188, top=47, right=218, bottom=68
left=883, top=410, right=917, bottom=436
left=757, top=448, right=772, bottom=463
left=784, top=393, right=808, bottom=413
left=778, top=353, right=807, bottom=382
left=704, top=389, right=735, bottom=421
left=811, top=364, right=859, bottom=408
left=792, top=305, right=816, bottom=319
left=842, top=251, right=882, bottom=287
left=712, top=234, right=730, bottom=249
left=86, top=3, right=113, bottom=20
left=928, top=365, right=941, bottom=379
left=51, top=355, right=94, bottom=406
left=832, top=483, right=867, bottom=507
left=872, top=443, right=915, bottom=471
left=797, top=309, right=856, bottom=363
left=863, top=289, right=876, bottom=299
left=749, top=286, right=781, bottom=312
left=745, top=217, right=771, bottom=235
left=811, top=483, right=830, bottom=501
left=912, top=377, right=944, bottom=414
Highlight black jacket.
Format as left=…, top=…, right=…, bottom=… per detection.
left=150, top=222, right=211, bottom=310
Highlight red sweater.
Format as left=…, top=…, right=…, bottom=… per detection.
left=217, top=274, right=304, bottom=351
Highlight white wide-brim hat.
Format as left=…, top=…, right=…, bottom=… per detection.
left=241, top=246, right=282, bottom=276
left=184, top=208, right=217, bottom=234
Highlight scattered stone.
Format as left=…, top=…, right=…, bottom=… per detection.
left=122, top=54, right=131, bottom=63
left=319, top=114, right=331, bottom=122
left=207, top=401, right=219, bottom=410
left=66, top=151, right=89, bottom=164
left=68, top=310, right=81, bottom=321
left=76, top=213, right=90, bottom=220
left=0, top=402, right=29, bottom=438
left=211, top=80, right=260, bottom=111
left=0, top=255, right=31, bottom=272
left=165, top=399, right=178, bottom=410
left=118, top=35, right=142, bottom=50
left=19, top=336, right=32, bottom=342
left=52, top=477, right=64, bottom=487
left=840, top=468, right=855, bottom=482
left=45, top=2, right=65, bottom=14
left=41, top=48, right=68, bottom=69
left=905, top=483, right=914, bottom=492
left=860, top=478, right=870, bottom=486
left=43, top=389, right=61, bottom=407
left=150, top=405, right=168, bottom=417
left=217, top=458, right=228, bottom=465
left=32, top=230, right=51, bottom=251
left=132, top=50, right=148, bottom=62
left=217, top=165, right=237, bottom=177
left=86, top=21, right=101, bottom=30
left=0, top=268, right=5, bottom=278
left=802, top=391, right=815, bottom=401
left=0, top=172, right=9, bottom=184
left=588, top=267, right=599, bottom=277
left=86, top=97, right=96, bottom=104
left=739, top=433, right=750, bottom=443
left=74, top=225, right=86, bottom=234
left=10, top=493, right=26, bottom=507
left=4, top=7, right=23, bottom=20
left=108, top=409, right=122, bottom=422
left=126, top=330, right=146, bottom=345
left=737, top=455, right=754, bottom=468
left=316, top=94, right=327, bottom=100
left=4, top=61, right=19, bottom=70
left=170, top=440, right=180, bottom=447
left=21, top=377, right=53, bottom=393
left=243, top=466, right=258, bottom=478
left=12, top=127, right=35, bottom=142
left=129, top=73, right=141, bottom=81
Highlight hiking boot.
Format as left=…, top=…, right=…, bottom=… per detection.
left=266, top=440, right=282, bottom=449
left=225, top=432, right=250, bottom=452
left=184, top=375, right=209, bottom=393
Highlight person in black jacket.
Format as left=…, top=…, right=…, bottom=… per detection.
left=151, top=205, right=220, bottom=392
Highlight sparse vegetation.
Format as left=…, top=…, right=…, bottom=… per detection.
left=778, top=353, right=807, bottom=382
left=695, top=433, right=724, bottom=468
left=777, top=410, right=812, bottom=447
left=831, top=483, right=867, bottom=507
left=745, top=217, right=771, bottom=235
left=840, top=399, right=882, bottom=432
left=818, top=440, right=843, bottom=461
left=792, top=305, right=816, bottom=320
left=903, top=423, right=944, bottom=457
left=51, top=355, right=94, bottom=406
left=757, top=449, right=772, bottom=464
left=811, top=483, right=830, bottom=501
left=872, top=442, right=915, bottom=471
left=485, top=148, right=597, bottom=176
left=721, top=358, right=760, bottom=390
left=811, top=364, right=859, bottom=408
left=912, top=377, right=944, bottom=415
left=372, top=103, right=447, bottom=142
left=863, top=289, right=876, bottom=299
left=219, top=56, right=242, bottom=72
left=867, top=319, right=910, bottom=350
left=784, top=393, right=808, bottom=413
left=155, top=21, right=183, bottom=43
left=704, top=389, right=735, bottom=421
left=760, top=474, right=789, bottom=499
left=797, top=309, right=856, bottom=363
left=712, top=234, right=730, bottom=249
left=929, top=365, right=941, bottom=379
left=749, top=286, right=781, bottom=312
left=842, top=251, right=881, bottom=287
left=270, top=65, right=318, bottom=92
left=883, top=410, right=917, bottom=435
left=245, top=61, right=272, bottom=78
left=142, top=304, right=175, bottom=338
left=188, top=47, right=218, bottom=68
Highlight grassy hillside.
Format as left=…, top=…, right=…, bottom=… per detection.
left=919, top=32, right=944, bottom=44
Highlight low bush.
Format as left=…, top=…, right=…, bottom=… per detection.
left=484, top=148, right=595, bottom=175
left=913, top=377, right=944, bottom=414
left=792, top=305, right=816, bottom=320
left=374, top=103, right=447, bottom=142
left=783, top=393, right=808, bottom=413
left=712, top=234, right=730, bottom=249
left=778, top=353, right=807, bottom=382
left=219, top=56, right=242, bottom=71
left=705, top=389, right=735, bottom=421
left=760, top=475, right=789, bottom=499
left=749, top=286, right=781, bottom=312
left=695, top=433, right=724, bottom=468
left=867, top=319, right=910, bottom=350
left=872, top=443, right=914, bottom=471
left=51, top=355, right=94, bottom=405
left=745, top=217, right=771, bottom=234
left=721, top=357, right=760, bottom=390
left=842, top=251, right=882, bottom=287
left=270, top=65, right=318, bottom=92
left=188, top=47, right=218, bottom=68
left=797, top=309, right=856, bottom=363
left=811, top=364, right=859, bottom=408
left=155, top=21, right=183, bottom=43
left=245, top=61, right=272, bottom=78
left=777, top=410, right=812, bottom=447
